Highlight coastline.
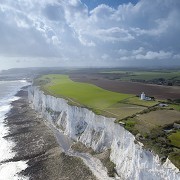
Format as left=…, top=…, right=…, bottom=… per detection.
left=28, top=85, right=180, bottom=180
left=4, top=88, right=96, bottom=180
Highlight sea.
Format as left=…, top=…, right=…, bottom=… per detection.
left=0, top=80, right=29, bottom=180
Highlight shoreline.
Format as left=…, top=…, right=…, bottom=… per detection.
left=29, top=85, right=180, bottom=180
left=4, top=88, right=96, bottom=180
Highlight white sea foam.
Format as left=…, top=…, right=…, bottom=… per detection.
left=0, top=117, right=15, bottom=162
left=0, top=105, right=11, bottom=114
left=0, top=80, right=29, bottom=180
left=19, top=80, right=27, bottom=83
left=0, top=161, right=28, bottom=180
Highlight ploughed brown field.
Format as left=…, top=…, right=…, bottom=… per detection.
left=70, top=74, right=180, bottom=100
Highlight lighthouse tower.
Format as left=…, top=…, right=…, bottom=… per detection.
left=140, top=92, right=146, bottom=100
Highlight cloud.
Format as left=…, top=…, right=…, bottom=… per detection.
left=135, top=51, right=172, bottom=60
left=94, top=27, right=134, bottom=42
left=0, top=0, right=180, bottom=68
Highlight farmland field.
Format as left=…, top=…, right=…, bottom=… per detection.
left=104, top=103, right=146, bottom=119
left=37, top=74, right=133, bottom=111
left=100, top=70, right=180, bottom=81
left=168, top=131, right=180, bottom=148
left=36, top=72, right=180, bottom=169
left=121, top=97, right=158, bottom=107
left=168, top=104, right=180, bottom=111
left=70, top=74, right=180, bottom=99
left=135, top=110, right=180, bottom=134
left=36, top=74, right=160, bottom=119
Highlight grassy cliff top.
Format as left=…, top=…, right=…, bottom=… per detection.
left=34, top=74, right=159, bottom=118
left=35, top=74, right=180, bottom=169
left=36, top=74, right=133, bottom=110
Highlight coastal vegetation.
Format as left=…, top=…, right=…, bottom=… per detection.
left=35, top=74, right=161, bottom=119
left=168, top=131, right=180, bottom=148
left=121, top=96, right=158, bottom=107
left=37, top=74, right=132, bottom=109
left=36, top=74, right=146, bottom=117
left=100, top=69, right=180, bottom=86
left=35, top=73, right=180, bottom=169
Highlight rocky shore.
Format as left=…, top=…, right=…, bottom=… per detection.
left=4, top=88, right=96, bottom=180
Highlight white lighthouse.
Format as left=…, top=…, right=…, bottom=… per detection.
left=140, top=92, right=146, bottom=100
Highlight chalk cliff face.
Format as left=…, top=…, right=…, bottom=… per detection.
left=28, top=86, right=179, bottom=180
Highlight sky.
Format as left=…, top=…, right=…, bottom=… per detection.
left=0, top=0, right=180, bottom=70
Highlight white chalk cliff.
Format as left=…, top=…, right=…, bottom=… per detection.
left=28, top=86, right=179, bottom=180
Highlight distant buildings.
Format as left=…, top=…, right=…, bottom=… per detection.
left=140, top=92, right=146, bottom=100
left=159, top=103, right=168, bottom=107
left=140, top=92, right=152, bottom=101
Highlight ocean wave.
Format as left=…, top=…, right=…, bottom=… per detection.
left=0, top=80, right=29, bottom=180
left=0, top=161, right=28, bottom=180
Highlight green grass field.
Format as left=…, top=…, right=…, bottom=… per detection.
left=168, top=131, right=180, bottom=148
left=37, top=74, right=159, bottom=119
left=101, top=70, right=180, bottom=81
left=38, top=74, right=133, bottom=111
left=36, top=74, right=171, bottom=119
left=169, top=151, right=180, bottom=170
left=36, top=74, right=180, bottom=169
left=121, top=97, right=158, bottom=107
left=135, top=110, right=180, bottom=134
left=105, top=103, right=146, bottom=119
left=168, top=104, right=180, bottom=111
left=121, top=71, right=180, bottom=81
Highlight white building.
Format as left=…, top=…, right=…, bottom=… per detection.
left=140, top=92, right=146, bottom=100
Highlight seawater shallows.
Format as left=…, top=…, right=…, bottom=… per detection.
left=0, top=80, right=29, bottom=180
